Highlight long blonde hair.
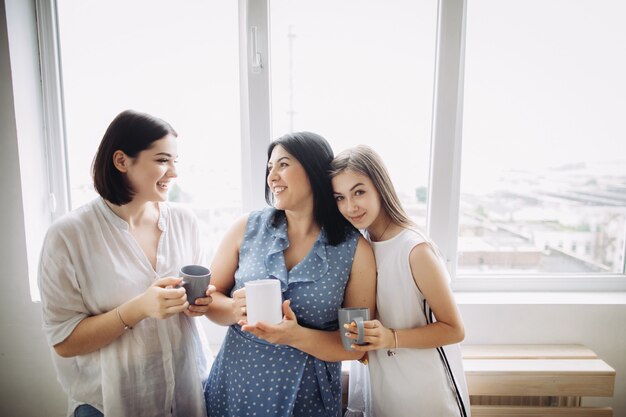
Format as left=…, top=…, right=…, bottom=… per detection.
left=330, top=145, right=442, bottom=256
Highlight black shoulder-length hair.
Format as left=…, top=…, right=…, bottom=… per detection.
left=265, top=131, right=353, bottom=246
left=91, top=109, right=177, bottom=205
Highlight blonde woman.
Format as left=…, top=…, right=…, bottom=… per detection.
left=331, top=145, right=470, bottom=417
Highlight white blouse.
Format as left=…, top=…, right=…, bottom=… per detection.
left=38, top=198, right=211, bottom=417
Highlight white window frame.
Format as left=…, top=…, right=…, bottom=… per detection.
left=36, top=0, right=70, bottom=222
left=35, top=0, right=626, bottom=294
left=426, top=0, right=626, bottom=292
left=239, top=0, right=272, bottom=211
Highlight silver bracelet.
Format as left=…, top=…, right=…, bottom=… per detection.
left=116, top=307, right=132, bottom=330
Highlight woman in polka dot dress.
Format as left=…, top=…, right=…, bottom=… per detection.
left=204, top=132, right=377, bottom=417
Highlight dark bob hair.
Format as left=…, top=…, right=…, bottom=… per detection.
left=92, top=109, right=177, bottom=205
left=265, top=131, right=353, bottom=246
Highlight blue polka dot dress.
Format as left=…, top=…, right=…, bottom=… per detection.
left=205, top=208, right=359, bottom=417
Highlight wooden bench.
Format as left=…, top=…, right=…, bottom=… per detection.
left=462, top=344, right=616, bottom=417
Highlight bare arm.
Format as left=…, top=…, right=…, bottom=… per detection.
left=343, top=237, right=377, bottom=315
left=243, top=236, right=377, bottom=362
left=397, top=243, right=465, bottom=347
left=346, top=242, right=464, bottom=352
left=204, top=214, right=248, bottom=326
left=54, top=277, right=188, bottom=357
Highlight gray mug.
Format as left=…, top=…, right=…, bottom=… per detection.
left=179, top=265, right=211, bottom=305
left=338, top=307, right=370, bottom=351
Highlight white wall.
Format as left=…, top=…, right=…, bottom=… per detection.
left=0, top=2, right=67, bottom=415
left=1, top=1, right=624, bottom=416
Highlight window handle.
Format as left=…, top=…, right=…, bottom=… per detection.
left=251, top=26, right=263, bottom=73
left=49, top=193, right=57, bottom=213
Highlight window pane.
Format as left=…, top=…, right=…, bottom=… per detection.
left=269, top=0, right=438, bottom=229
left=458, top=0, right=626, bottom=274
left=57, top=0, right=241, bottom=259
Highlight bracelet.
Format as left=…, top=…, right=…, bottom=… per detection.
left=387, top=328, right=398, bottom=357
left=116, top=307, right=132, bottom=330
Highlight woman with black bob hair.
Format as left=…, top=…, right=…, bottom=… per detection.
left=38, top=109, right=214, bottom=417
left=205, top=131, right=377, bottom=416
left=92, top=109, right=178, bottom=205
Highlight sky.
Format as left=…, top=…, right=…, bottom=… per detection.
left=57, top=0, right=626, bottom=208
left=461, top=0, right=626, bottom=190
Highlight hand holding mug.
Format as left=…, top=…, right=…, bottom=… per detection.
left=231, top=287, right=248, bottom=324
left=343, top=319, right=395, bottom=352
left=240, top=299, right=297, bottom=345
left=185, top=284, right=217, bottom=317
left=140, top=277, right=189, bottom=320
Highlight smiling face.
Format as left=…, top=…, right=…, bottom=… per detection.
left=119, top=133, right=178, bottom=203
left=332, top=169, right=383, bottom=230
left=266, top=145, right=313, bottom=211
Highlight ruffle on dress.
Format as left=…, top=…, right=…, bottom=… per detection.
left=263, top=211, right=329, bottom=291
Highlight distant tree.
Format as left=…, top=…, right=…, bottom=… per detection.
left=576, top=222, right=591, bottom=232
left=415, top=186, right=427, bottom=203
left=168, top=183, right=183, bottom=202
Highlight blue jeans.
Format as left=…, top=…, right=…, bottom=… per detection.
left=74, top=404, right=103, bottom=417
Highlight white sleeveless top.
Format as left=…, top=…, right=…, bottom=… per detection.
left=367, top=228, right=470, bottom=417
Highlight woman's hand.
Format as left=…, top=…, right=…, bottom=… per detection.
left=343, top=319, right=395, bottom=352
left=185, top=284, right=217, bottom=317
left=230, top=287, right=248, bottom=323
left=239, top=300, right=298, bottom=345
left=138, top=277, right=189, bottom=319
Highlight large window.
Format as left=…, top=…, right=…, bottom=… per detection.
left=56, top=0, right=241, bottom=258
left=37, top=0, right=626, bottom=294
left=458, top=0, right=626, bottom=275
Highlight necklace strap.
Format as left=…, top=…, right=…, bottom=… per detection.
left=374, top=219, right=392, bottom=241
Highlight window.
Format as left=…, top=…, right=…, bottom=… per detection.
left=36, top=0, right=626, bottom=294
left=269, top=0, right=438, bottom=229
left=56, top=0, right=241, bottom=259
left=457, top=0, right=626, bottom=276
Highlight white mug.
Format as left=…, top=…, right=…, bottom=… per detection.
left=244, top=279, right=283, bottom=325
